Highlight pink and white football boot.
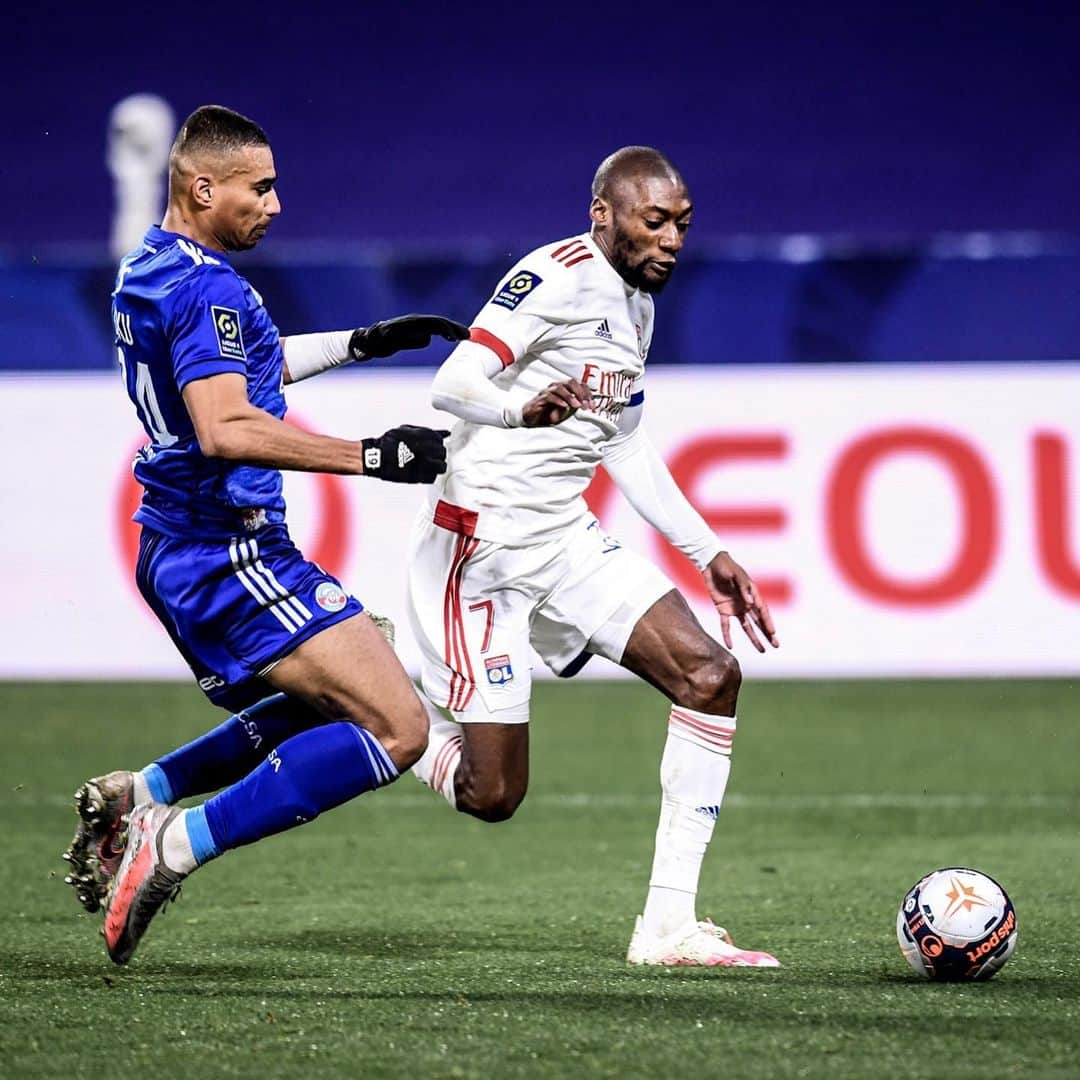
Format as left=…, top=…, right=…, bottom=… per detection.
left=627, top=916, right=781, bottom=967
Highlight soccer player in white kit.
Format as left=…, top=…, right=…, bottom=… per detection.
left=409, top=147, right=781, bottom=967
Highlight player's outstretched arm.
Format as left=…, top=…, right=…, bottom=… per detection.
left=602, top=419, right=779, bottom=652
left=282, top=314, right=469, bottom=384
left=348, top=315, right=469, bottom=360
left=182, top=372, right=448, bottom=481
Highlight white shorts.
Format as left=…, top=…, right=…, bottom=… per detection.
left=407, top=501, right=675, bottom=722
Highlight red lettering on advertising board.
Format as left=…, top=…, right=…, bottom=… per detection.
left=826, top=426, right=997, bottom=605
left=1033, top=431, right=1080, bottom=598
left=664, top=435, right=791, bottom=605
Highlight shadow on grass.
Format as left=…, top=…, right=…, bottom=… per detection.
left=1, top=951, right=266, bottom=983
left=6, top=933, right=1069, bottom=1010
left=242, top=925, right=558, bottom=957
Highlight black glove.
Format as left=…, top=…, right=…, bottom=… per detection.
left=349, top=314, right=470, bottom=360
left=361, top=425, right=451, bottom=484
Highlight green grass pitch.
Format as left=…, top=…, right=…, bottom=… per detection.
left=2, top=678, right=1078, bottom=1078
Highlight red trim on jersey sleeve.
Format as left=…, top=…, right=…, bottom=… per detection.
left=434, top=499, right=479, bottom=537
left=469, top=326, right=515, bottom=369
left=553, top=241, right=588, bottom=264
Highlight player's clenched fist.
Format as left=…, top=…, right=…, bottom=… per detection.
left=349, top=315, right=470, bottom=360
left=361, top=425, right=451, bottom=483
left=521, top=378, right=595, bottom=428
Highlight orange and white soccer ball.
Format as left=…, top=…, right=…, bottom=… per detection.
left=896, top=867, right=1018, bottom=981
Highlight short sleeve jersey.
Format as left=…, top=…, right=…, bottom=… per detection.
left=432, top=232, right=653, bottom=544
left=112, top=226, right=287, bottom=539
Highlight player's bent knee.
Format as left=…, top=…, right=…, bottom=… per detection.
left=682, top=647, right=741, bottom=712
left=342, top=691, right=428, bottom=772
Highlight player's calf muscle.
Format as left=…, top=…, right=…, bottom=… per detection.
left=453, top=724, right=529, bottom=822
left=455, top=770, right=527, bottom=822
left=267, top=617, right=428, bottom=768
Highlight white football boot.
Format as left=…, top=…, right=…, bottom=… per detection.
left=627, top=915, right=781, bottom=967
left=103, top=802, right=187, bottom=965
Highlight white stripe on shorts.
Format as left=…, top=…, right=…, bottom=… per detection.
left=229, top=538, right=308, bottom=634
left=250, top=539, right=314, bottom=625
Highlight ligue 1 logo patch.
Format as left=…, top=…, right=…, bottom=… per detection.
left=484, top=654, right=514, bottom=685
left=492, top=271, right=542, bottom=311
left=315, top=582, right=347, bottom=612
left=212, top=305, right=246, bottom=360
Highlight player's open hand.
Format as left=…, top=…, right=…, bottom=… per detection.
left=703, top=552, right=780, bottom=653
left=349, top=315, right=470, bottom=360
left=521, top=379, right=595, bottom=427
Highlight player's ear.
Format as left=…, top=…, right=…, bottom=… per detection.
left=589, top=196, right=610, bottom=228
left=192, top=174, right=214, bottom=209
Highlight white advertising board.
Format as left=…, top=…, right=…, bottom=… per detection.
left=1, top=365, right=1076, bottom=680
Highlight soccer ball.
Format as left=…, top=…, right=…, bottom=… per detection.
left=896, top=867, right=1018, bottom=981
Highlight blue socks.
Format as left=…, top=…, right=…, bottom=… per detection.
left=181, top=804, right=220, bottom=865
left=199, top=721, right=399, bottom=855
left=141, top=762, right=175, bottom=804
left=149, top=693, right=324, bottom=801
left=141, top=694, right=403, bottom=870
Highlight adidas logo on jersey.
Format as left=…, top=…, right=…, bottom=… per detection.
left=594, top=319, right=613, bottom=340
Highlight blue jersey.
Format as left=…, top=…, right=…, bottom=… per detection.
left=112, top=225, right=287, bottom=539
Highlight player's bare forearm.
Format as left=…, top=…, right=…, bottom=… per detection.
left=182, top=374, right=364, bottom=474
left=209, top=413, right=363, bottom=473
left=197, top=407, right=364, bottom=473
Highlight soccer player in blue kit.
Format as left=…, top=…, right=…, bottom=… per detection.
left=62, top=105, right=469, bottom=964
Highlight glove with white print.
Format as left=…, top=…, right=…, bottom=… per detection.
left=360, top=425, right=450, bottom=484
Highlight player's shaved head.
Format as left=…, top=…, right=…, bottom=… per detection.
left=589, top=146, right=692, bottom=294
left=591, top=146, right=684, bottom=205
left=169, top=105, right=270, bottom=179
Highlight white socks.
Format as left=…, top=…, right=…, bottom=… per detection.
left=411, top=695, right=463, bottom=808
left=642, top=706, right=736, bottom=938
left=131, top=770, right=152, bottom=805
left=162, top=811, right=199, bottom=875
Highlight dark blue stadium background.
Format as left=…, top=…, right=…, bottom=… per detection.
left=4, top=2, right=1079, bottom=366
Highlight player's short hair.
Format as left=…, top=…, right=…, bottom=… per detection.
left=591, top=146, right=682, bottom=201
left=170, top=105, right=270, bottom=167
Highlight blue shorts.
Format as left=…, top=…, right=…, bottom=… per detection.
left=136, top=524, right=363, bottom=712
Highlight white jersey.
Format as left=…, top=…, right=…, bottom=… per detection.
left=430, top=232, right=653, bottom=545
